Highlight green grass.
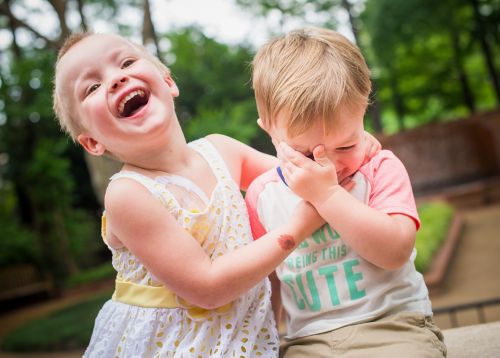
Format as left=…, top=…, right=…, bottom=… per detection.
left=65, top=262, right=115, bottom=288
left=1, top=292, right=111, bottom=352
left=415, top=201, right=455, bottom=273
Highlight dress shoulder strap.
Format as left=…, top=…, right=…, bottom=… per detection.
left=189, top=138, right=234, bottom=185
left=109, top=171, right=169, bottom=206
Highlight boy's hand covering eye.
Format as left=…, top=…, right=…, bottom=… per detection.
left=277, top=143, right=341, bottom=206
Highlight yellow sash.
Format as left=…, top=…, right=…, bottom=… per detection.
left=112, top=280, right=232, bottom=320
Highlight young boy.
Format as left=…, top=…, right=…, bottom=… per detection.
left=245, top=27, right=446, bottom=357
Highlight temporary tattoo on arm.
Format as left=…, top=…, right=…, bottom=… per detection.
left=278, top=234, right=296, bottom=250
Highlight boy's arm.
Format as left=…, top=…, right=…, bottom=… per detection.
left=245, top=174, right=284, bottom=331
left=105, top=178, right=322, bottom=309
left=279, top=144, right=418, bottom=270
left=206, top=134, right=277, bottom=191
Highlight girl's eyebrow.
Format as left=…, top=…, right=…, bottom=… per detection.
left=77, top=48, right=131, bottom=85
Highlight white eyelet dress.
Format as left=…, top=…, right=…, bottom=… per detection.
left=84, top=138, right=279, bottom=357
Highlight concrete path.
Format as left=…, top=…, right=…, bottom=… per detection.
left=429, top=203, right=500, bottom=329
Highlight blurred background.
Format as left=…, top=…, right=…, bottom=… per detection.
left=0, top=0, right=499, bottom=355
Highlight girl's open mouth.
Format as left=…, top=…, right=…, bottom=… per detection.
left=118, top=89, right=150, bottom=117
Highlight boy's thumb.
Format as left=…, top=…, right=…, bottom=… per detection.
left=313, top=145, right=329, bottom=167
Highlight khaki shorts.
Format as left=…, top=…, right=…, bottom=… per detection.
left=281, top=312, right=447, bottom=358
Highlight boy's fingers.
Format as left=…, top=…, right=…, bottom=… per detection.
left=312, top=145, right=330, bottom=167
left=280, top=142, right=308, bottom=167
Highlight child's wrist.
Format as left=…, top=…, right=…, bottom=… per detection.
left=311, top=184, right=343, bottom=210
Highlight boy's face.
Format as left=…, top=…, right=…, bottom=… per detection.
left=55, top=34, right=179, bottom=157
left=261, top=104, right=367, bottom=183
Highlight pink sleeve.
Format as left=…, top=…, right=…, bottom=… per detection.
left=245, top=176, right=268, bottom=240
left=359, top=150, right=421, bottom=230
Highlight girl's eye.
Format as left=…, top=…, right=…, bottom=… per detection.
left=86, top=83, right=100, bottom=96
left=122, top=59, right=135, bottom=68
left=337, top=145, right=355, bottom=152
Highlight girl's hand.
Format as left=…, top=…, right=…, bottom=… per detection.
left=363, top=131, right=381, bottom=165
left=278, top=142, right=340, bottom=207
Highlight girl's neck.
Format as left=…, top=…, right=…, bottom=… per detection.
left=122, top=140, right=196, bottom=177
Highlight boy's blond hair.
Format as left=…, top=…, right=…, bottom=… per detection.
left=53, top=32, right=171, bottom=142
left=252, top=27, right=371, bottom=136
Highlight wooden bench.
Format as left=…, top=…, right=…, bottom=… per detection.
left=444, top=321, right=500, bottom=357
left=0, top=264, right=55, bottom=302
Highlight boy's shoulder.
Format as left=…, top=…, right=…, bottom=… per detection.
left=245, top=167, right=281, bottom=199
left=363, top=148, right=399, bottom=165
left=358, top=149, right=406, bottom=176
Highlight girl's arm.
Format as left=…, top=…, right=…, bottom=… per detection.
left=105, top=179, right=323, bottom=309
left=206, top=134, right=277, bottom=191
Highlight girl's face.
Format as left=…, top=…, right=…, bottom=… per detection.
left=56, top=34, right=179, bottom=159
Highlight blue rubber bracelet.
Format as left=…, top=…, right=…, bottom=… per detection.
left=277, top=166, right=287, bottom=186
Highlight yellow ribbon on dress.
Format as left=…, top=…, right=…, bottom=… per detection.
left=112, top=280, right=232, bottom=320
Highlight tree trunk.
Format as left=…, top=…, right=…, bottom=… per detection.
left=76, top=0, right=88, bottom=31
left=470, top=0, right=500, bottom=104
left=5, top=0, right=21, bottom=58
left=142, top=0, right=160, bottom=56
left=0, top=1, right=58, bottom=48
left=450, top=30, right=476, bottom=112
left=47, top=0, right=71, bottom=44
left=340, top=0, right=383, bottom=132
left=388, top=71, right=406, bottom=130
left=53, top=208, right=79, bottom=276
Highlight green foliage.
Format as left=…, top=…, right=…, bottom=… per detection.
left=0, top=47, right=101, bottom=280
left=184, top=99, right=259, bottom=144
left=65, top=263, right=115, bottom=288
left=1, top=292, right=111, bottom=352
left=0, top=221, right=39, bottom=267
left=363, top=0, right=500, bottom=132
left=26, top=138, right=74, bottom=207
left=161, top=27, right=262, bottom=146
left=0, top=183, right=40, bottom=266
left=165, top=27, right=256, bottom=125
left=415, top=201, right=455, bottom=273
left=64, top=209, right=103, bottom=268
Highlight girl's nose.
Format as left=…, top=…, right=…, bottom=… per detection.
left=110, top=76, right=128, bottom=90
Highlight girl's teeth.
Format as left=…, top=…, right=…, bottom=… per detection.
left=118, top=90, right=145, bottom=115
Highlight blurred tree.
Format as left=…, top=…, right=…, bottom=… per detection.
left=363, top=0, right=499, bottom=132
left=235, top=0, right=383, bottom=132
left=0, top=0, right=137, bottom=282
left=164, top=27, right=257, bottom=141
left=1, top=0, right=498, bottom=286
left=470, top=0, right=500, bottom=102
left=0, top=0, right=262, bottom=284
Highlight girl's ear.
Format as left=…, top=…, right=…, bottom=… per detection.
left=164, top=75, right=179, bottom=97
left=77, top=134, right=106, bottom=156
